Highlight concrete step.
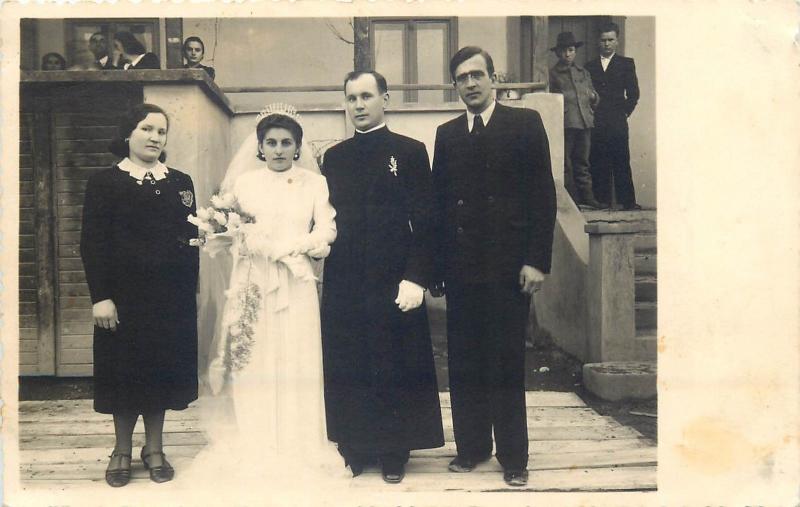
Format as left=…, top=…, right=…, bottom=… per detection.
left=633, top=331, right=657, bottom=362
left=635, top=301, right=657, bottom=330
left=583, top=361, right=657, bottom=401
left=635, top=275, right=657, bottom=302
left=634, top=252, right=657, bottom=276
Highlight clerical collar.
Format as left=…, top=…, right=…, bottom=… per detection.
left=97, top=55, right=109, bottom=67
left=124, top=53, right=145, bottom=69
left=601, top=52, right=616, bottom=61
left=118, top=157, right=168, bottom=181
left=467, top=100, right=496, bottom=133
left=355, top=123, right=387, bottom=135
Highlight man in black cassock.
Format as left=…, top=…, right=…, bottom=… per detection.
left=431, top=47, right=556, bottom=487
left=321, top=70, right=444, bottom=484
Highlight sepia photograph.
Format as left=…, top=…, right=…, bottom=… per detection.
left=1, top=2, right=797, bottom=506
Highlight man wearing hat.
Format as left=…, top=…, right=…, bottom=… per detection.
left=549, top=32, right=603, bottom=209
left=585, top=22, right=641, bottom=210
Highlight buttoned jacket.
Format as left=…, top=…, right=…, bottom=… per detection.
left=549, top=62, right=598, bottom=129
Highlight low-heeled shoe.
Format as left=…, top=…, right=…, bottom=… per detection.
left=141, top=448, right=175, bottom=483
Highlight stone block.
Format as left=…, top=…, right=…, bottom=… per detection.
left=583, top=361, right=657, bottom=401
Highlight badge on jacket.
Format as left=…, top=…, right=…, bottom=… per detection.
left=179, top=190, right=194, bottom=208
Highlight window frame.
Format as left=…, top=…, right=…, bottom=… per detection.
left=63, top=18, right=161, bottom=69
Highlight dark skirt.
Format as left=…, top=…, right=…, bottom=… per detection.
left=93, top=269, right=198, bottom=414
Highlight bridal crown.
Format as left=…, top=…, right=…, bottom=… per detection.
left=256, top=103, right=302, bottom=126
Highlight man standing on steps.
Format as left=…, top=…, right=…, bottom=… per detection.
left=431, top=46, right=557, bottom=487
left=585, top=21, right=641, bottom=210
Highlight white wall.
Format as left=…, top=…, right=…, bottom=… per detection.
left=458, top=17, right=509, bottom=77
left=624, top=17, right=656, bottom=208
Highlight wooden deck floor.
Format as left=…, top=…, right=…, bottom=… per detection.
left=18, top=391, right=656, bottom=494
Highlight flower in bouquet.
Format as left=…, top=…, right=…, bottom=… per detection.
left=187, top=192, right=255, bottom=253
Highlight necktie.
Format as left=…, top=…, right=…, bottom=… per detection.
left=471, top=115, right=484, bottom=137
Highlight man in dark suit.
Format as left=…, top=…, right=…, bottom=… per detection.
left=585, top=21, right=641, bottom=210
left=431, top=46, right=556, bottom=487
left=88, top=32, right=117, bottom=70
left=321, top=70, right=444, bottom=484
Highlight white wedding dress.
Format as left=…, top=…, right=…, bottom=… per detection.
left=183, top=164, right=351, bottom=495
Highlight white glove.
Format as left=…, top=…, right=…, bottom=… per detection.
left=395, top=280, right=424, bottom=312
left=306, top=242, right=331, bottom=259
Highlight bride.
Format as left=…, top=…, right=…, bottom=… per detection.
left=183, top=105, right=349, bottom=495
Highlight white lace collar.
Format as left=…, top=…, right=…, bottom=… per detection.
left=118, top=157, right=169, bottom=181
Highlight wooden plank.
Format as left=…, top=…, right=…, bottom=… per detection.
left=412, top=437, right=655, bottom=458
left=398, top=448, right=656, bottom=474
left=53, top=364, right=93, bottom=377
left=20, top=167, right=34, bottom=181
left=22, top=456, right=197, bottom=481
left=56, top=179, right=88, bottom=193
left=20, top=399, right=200, bottom=422
left=20, top=340, right=38, bottom=353
left=57, top=232, right=82, bottom=249
left=20, top=248, right=36, bottom=263
left=57, top=259, right=86, bottom=272
left=21, top=418, right=203, bottom=437
left=57, top=193, right=88, bottom=207
left=441, top=406, right=610, bottom=426
left=19, top=220, right=35, bottom=235
left=440, top=423, right=642, bottom=443
left=56, top=206, right=83, bottom=220
left=54, top=113, right=120, bottom=128
left=59, top=334, right=92, bottom=349
left=20, top=314, right=38, bottom=327
left=32, top=105, right=57, bottom=376
left=20, top=180, right=34, bottom=195
left=57, top=349, right=92, bottom=364
left=20, top=235, right=35, bottom=249
left=58, top=219, right=84, bottom=233
left=20, top=364, right=41, bottom=376
left=21, top=444, right=204, bottom=465
left=56, top=153, right=118, bottom=168
left=20, top=352, right=39, bottom=365
left=20, top=328, right=38, bottom=340
left=20, top=139, right=33, bottom=155
left=55, top=125, right=118, bottom=140
left=55, top=139, right=114, bottom=153
left=59, top=284, right=90, bottom=297
left=58, top=271, right=87, bottom=284
left=349, top=466, right=657, bottom=492
left=20, top=194, right=35, bottom=208
left=20, top=154, right=33, bottom=169
left=59, top=297, right=93, bottom=310
left=19, top=276, right=39, bottom=290
left=58, top=244, right=81, bottom=258
left=438, top=391, right=585, bottom=408
left=59, top=320, right=92, bottom=335
left=20, top=431, right=207, bottom=450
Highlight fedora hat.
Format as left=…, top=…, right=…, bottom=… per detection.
left=550, top=32, right=584, bottom=51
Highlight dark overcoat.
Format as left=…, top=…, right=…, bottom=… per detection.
left=431, top=103, right=557, bottom=285
left=80, top=166, right=199, bottom=414
left=321, top=127, right=444, bottom=453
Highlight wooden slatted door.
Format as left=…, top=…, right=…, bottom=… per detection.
left=19, top=82, right=141, bottom=376
left=54, top=110, right=123, bottom=376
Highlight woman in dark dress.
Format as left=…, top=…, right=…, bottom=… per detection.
left=182, top=36, right=215, bottom=80
left=113, top=31, right=160, bottom=70
left=80, top=103, right=198, bottom=487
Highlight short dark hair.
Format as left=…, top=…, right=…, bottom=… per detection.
left=113, top=31, right=146, bottom=56
left=41, top=52, right=66, bottom=70
left=449, top=46, right=495, bottom=81
left=343, top=70, right=388, bottom=95
left=109, top=103, right=169, bottom=162
left=256, top=114, right=304, bottom=148
left=183, top=36, right=205, bottom=57
left=598, top=22, right=620, bottom=37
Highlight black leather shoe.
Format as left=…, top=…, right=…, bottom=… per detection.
left=581, top=198, right=604, bottom=210
left=622, top=202, right=642, bottom=210
left=349, top=462, right=364, bottom=478
left=141, top=448, right=175, bottom=483
left=503, top=468, right=529, bottom=487
left=105, top=451, right=132, bottom=487
left=448, top=454, right=491, bottom=473
left=381, top=463, right=405, bottom=484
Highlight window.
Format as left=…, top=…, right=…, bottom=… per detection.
left=369, top=18, right=457, bottom=103
left=64, top=19, right=160, bottom=69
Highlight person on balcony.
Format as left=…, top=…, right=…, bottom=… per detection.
left=549, top=31, right=604, bottom=210
left=320, top=70, right=444, bottom=484
left=113, top=31, right=160, bottom=70
left=80, top=103, right=198, bottom=487
left=431, top=46, right=556, bottom=487
left=585, top=21, right=641, bottom=210
left=40, top=52, right=66, bottom=71
left=182, top=36, right=215, bottom=80
left=89, top=32, right=117, bottom=70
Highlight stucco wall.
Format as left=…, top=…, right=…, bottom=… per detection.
left=623, top=17, right=656, bottom=208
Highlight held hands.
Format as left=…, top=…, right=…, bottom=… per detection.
left=395, top=280, right=425, bottom=312
left=92, top=299, right=119, bottom=331
left=519, top=265, right=546, bottom=295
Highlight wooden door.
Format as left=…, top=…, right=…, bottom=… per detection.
left=19, top=82, right=141, bottom=376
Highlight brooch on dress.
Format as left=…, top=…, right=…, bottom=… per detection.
left=388, top=156, right=398, bottom=177
left=179, top=190, right=194, bottom=208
